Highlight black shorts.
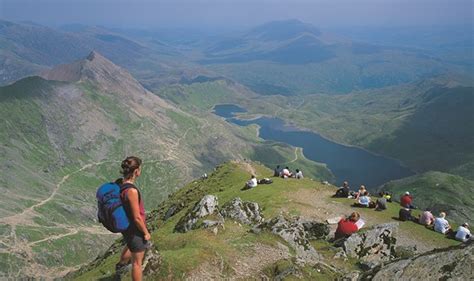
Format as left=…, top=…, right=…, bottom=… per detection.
left=122, top=226, right=151, bottom=253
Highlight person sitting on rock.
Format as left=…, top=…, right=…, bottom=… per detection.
left=399, top=207, right=415, bottom=222
left=295, top=169, right=303, bottom=179
left=400, top=191, right=416, bottom=209
left=455, top=223, right=471, bottom=242
left=335, top=212, right=361, bottom=239
left=273, top=165, right=281, bottom=177
left=434, top=212, right=451, bottom=234
left=334, top=181, right=351, bottom=198
left=245, top=175, right=258, bottom=189
left=418, top=209, right=435, bottom=226
left=281, top=167, right=292, bottom=178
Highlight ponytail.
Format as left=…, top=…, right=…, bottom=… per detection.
left=121, top=156, right=142, bottom=180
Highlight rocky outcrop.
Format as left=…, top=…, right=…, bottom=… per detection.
left=342, top=223, right=398, bottom=269
left=361, top=241, right=473, bottom=280
left=143, top=246, right=162, bottom=275
left=255, top=215, right=330, bottom=265
left=174, top=195, right=219, bottom=233
left=220, top=197, right=264, bottom=225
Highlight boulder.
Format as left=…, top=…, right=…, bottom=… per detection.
left=342, top=223, right=398, bottom=268
left=302, top=221, right=330, bottom=240
left=220, top=197, right=264, bottom=225
left=143, top=246, right=162, bottom=275
left=174, top=195, right=219, bottom=233
left=362, top=241, right=474, bottom=281
left=256, top=215, right=324, bottom=265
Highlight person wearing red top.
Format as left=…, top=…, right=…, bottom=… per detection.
left=335, top=212, right=361, bottom=239
left=116, top=156, right=151, bottom=281
left=400, top=191, right=415, bottom=209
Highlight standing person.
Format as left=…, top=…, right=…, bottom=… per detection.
left=116, top=156, right=151, bottom=281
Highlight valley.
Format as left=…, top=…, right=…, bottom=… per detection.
left=0, top=17, right=472, bottom=279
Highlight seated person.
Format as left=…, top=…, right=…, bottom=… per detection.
left=455, top=223, right=471, bottom=242
left=434, top=212, right=451, bottom=234
left=245, top=175, right=258, bottom=189
left=295, top=169, right=303, bottom=179
left=418, top=209, right=435, bottom=226
left=335, top=182, right=350, bottom=198
left=335, top=212, right=361, bottom=240
left=375, top=196, right=387, bottom=211
left=399, top=207, right=415, bottom=221
left=273, top=165, right=281, bottom=177
left=382, top=192, right=392, bottom=203
left=354, top=191, right=371, bottom=207
left=400, top=191, right=416, bottom=209
left=354, top=185, right=367, bottom=199
left=281, top=167, right=292, bottom=178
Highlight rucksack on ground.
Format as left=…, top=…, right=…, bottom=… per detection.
left=258, top=178, right=273, bottom=184
left=96, top=182, right=131, bottom=233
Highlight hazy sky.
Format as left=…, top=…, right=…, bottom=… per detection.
left=1, top=0, right=472, bottom=29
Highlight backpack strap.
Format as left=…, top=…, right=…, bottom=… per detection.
left=120, top=183, right=141, bottom=203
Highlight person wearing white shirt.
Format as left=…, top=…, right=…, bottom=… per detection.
left=246, top=175, right=258, bottom=189
left=455, top=223, right=471, bottom=242
left=434, top=212, right=451, bottom=234
left=281, top=167, right=292, bottom=178
left=295, top=169, right=303, bottom=179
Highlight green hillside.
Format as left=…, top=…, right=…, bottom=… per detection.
left=380, top=171, right=474, bottom=225
left=72, top=161, right=461, bottom=280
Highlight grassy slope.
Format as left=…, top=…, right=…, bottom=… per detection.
left=74, top=161, right=460, bottom=280
left=379, top=171, right=474, bottom=225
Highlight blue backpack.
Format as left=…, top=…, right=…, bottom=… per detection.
left=96, top=182, right=134, bottom=233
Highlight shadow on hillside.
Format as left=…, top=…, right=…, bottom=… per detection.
left=98, top=275, right=120, bottom=281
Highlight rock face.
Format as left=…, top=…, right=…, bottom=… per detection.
left=174, top=195, right=219, bottom=233
left=256, top=215, right=330, bottom=265
left=143, top=246, right=162, bottom=275
left=342, top=223, right=398, bottom=269
left=220, top=197, right=264, bottom=225
left=362, top=241, right=474, bottom=281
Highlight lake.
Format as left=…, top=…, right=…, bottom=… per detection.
left=213, top=104, right=415, bottom=189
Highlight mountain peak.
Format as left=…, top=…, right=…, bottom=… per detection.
left=246, top=19, right=321, bottom=41
left=40, top=51, right=148, bottom=95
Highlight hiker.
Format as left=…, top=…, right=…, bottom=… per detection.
left=434, top=212, right=451, bottom=234
left=335, top=181, right=350, bottom=198
left=273, top=165, right=281, bottom=177
left=335, top=212, right=361, bottom=239
left=375, top=194, right=387, bottom=211
left=281, top=166, right=292, bottom=178
left=400, top=191, right=415, bottom=209
left=399, top=207, right=415, bottom=222
left=354, top=185, right=367, bottom=199
left=354, top=191, right=371, bottom=207
left=418, top=209, right=435, bottom=226
left=246, top=175, right=258, bottom=189
left=382, top=191, right=393, bottom=203
left=455, top=223, right=471, bottom=242
left=295, top=169, right=303, bottom=179
left=116, top=156, right=151, bottom=281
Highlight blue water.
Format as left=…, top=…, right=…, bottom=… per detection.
left=213, top=104, right=415, bottom=189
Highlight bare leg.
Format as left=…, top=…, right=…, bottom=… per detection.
left=119, top=246, right=132, bottom=265
left=131, top=250, right=145, bottom=281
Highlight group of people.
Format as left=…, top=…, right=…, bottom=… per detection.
left=273, top=165, right=303, bottom=179
left=333, top=181, right=472, bottom=243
